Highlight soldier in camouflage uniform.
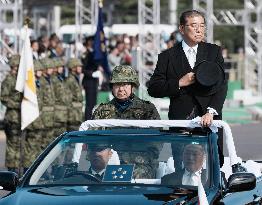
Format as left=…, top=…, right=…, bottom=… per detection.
left=92, top=65, right=161, bottom=179
left=39, top=58, right=56, bottom=148
left=25, top=60, right=45, bottom=168
left=66, top=58, right=84, bottom=131
left=51, top=58, right=69, bottom=136
left=0, top=54, right=22, bottom=172
left=92, top=65, right=160, bottom=120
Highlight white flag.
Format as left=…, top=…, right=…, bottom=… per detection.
left=15, top=25, right=39, bottom=130
left=198, top=176, right=209, bottom=205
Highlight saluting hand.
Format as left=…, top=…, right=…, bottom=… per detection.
left=179, top=72, right=195, bottom=88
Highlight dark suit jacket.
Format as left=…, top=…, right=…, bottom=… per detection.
left=147, top=42, right=227, bottom=120
left=81, top=50, right=99, bottom=90
left=161, top=169, right=207, bottom=186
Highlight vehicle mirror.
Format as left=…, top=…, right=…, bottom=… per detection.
left=0, top=171, right=19, bottom=191
left=227, top=172, right=256, bottom=193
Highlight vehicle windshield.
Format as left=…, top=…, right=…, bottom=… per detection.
left=28, top=129, right=210, bottom=188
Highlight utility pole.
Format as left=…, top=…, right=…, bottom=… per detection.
left=137, top=0, right=160, bottom=99
left=75, top=0, right=97, bottom=57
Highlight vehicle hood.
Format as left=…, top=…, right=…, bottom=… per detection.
left=0, top=185, right=198, bottom=205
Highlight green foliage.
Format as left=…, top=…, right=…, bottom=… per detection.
left=177, top=0, right=192, bottom=18
left=61, top=5, right=75, bottom=25
left=214, top=26, right=244, bottom=52
left=214, top=0, right=244, bottom=9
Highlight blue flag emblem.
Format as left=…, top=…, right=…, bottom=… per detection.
left=102, top=165, right=134, bottom=182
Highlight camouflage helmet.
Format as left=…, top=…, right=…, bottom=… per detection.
left=53, top=57, right=65, bottom=67
left=39, top=58, right=55, bottom=69
left=8, top=54, right=20, bottom=67
left=110, top=65, right=139, bottom=87
left=33, top=60, right=43, bottom=71
left=67, top=58, right=82, bottom=69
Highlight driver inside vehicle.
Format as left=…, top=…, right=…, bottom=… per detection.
left=87, top=144, right=113, bottom=179
left=161, top=143, right=207, bottom=186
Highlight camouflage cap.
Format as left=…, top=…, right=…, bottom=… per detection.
left=39, top=58, right=55, bottom=69
left=8, top=54, right=20, bottom=67
left=110, top=65, right=139, bottom=87
left=33, top=60, right=43, bottom=71
left=67, top=58, right=82, bottom=69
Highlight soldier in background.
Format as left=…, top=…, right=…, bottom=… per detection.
left=0, top=54, right=22, bottom=172
left=40, top=58, right=55, bottom=148
left=92, top=65, right=160, bottom=178
left=51, top=58, right=69, bottom=136
left=66, top=58, right=84, bottom=131
left=25, top=60, right=45, bottom=169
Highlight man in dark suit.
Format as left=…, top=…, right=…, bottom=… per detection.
left=148, top=10, right=226, bottom=125
left=81, top=36, right=104, bottom=120
left=148, top=10, right=227, bottom=171
left=161, top=143, right=207, bottom=186
left=148, top=10, right=245, bottom=173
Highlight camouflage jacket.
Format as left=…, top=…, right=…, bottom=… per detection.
left=51, top=75, right=70, bottom=123
left=40, top=76, right=55, bottom=127
left=66, top=73, right=83, bottom=106
left=0, top=73, right=22, bottom=124
left=92, top=95, right=160, bottom=120
left=92, top=94, right=161, bottom=178
left=51, top=75, right=70, bottom=106
left=41, top=76, right=55, bottom=108
left=65, top=73, right=83, bottom=123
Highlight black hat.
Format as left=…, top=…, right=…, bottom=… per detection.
left=88, top=143, right=112, bottom=152
left=193, top=60, right=226, bottom=96
left=83, top=35, right=94, bottom=46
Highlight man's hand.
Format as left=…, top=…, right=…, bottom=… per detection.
left=179, top=72, right=195, bottom=88
left=201, top=113, right=214, bottom=127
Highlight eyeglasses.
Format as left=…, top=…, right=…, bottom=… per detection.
left=185, top=23, right=206, bottom=30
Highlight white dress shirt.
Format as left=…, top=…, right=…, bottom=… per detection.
left=90, top=168, right=105, bottom=177
left=182, top=169, right=202, bottom=186
left=182, top=40, right=198, bottom=69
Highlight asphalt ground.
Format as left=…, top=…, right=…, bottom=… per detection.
left=228, top=122, right=262, bottom=161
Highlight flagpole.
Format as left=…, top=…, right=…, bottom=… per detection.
left=18, top=130, right=26, bottom=177
left=18, top=17, right=31, bottom=177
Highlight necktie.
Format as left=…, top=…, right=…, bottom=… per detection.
left=188, top=48, right=196, bottom=69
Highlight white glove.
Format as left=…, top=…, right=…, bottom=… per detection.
left=108, top=149, right=120, bottom=165
left=92, top=70, right=103, bottom=78
left=92, top=70, right=104, bottom=89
